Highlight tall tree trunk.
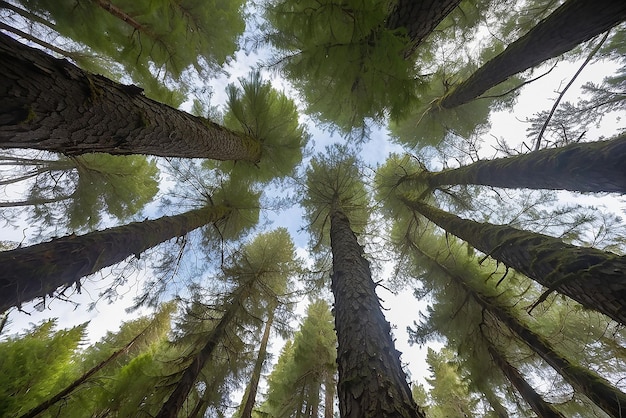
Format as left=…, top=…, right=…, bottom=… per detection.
left=156, top=282, right=254, bottom=418
left=440, top=0, right=626, bottom=108
left=385, top=0, right=462, bottom=58
left=487, top=344, right=565, bottom=418
left=0, top=33, right=261, bottom=161
left=0, top=205, right=230, bottom=312
left=329, top=208, right=425, bottom=417
left=480, top=383, right=509, bottom=418
left=404, top=199, right=626, bottom=325
left=324, top=371, right=335, bottom=418
left=419, top=134, right=626, bottom=193
left=240, top=307, right=276, bottom=418
left=412, top=241, right=626, bottom=418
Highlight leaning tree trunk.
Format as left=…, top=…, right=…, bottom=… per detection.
left=440, top=0, right=626, bottom=108
left=404, top=199, right=626, bottom=325
left=0, top=205, right=230, bottom=312
left=385, top=0, right=462, bottom=58
left=412, top=242, right=626, bottom=418
left=480, top=383, right=509, bottom=418
left=239, top=306, right=276, bottom=418
left=0, top=33, right=261, bottom=161
left=487, top=344, right=565, bottom=418
left=156, top=281, right=254, bottom=418
left=329, top=208, right=425, bottom=418
left=420, top=134, right=626, bottom=194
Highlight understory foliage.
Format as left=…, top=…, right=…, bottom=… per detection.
left=1, top=0, right=626, bottom=417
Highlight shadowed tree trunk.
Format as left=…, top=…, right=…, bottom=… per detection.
left=487, top=344, right=565, bottom=418
left=330, top=207, right=425, bottom=417
left=481, top=384, right=509, bottom=418
left=385, top=0, right=462, bottom=57
left=414, top=135, right=626, bottom=193
left=0, top=33, right=261, bottom=161
left=240, top=307, right=276, bottom=418
left=440, top=0, right=626, bottom=108
left=404, top=199, right=626, bottom=325
left=324, top=371, right=335, bottom=418
left=0, top=205, right=230, bottom=312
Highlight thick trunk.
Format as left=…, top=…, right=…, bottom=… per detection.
left=0, top=205, right=229, bottom=312
left=240, top=308, right=275, bottom=418
left=156, top=282, right=253, bottom=418
left=406, top=200, right=626, bottom=325
left=385, top=0, right=461, bottom=57
left=424, top=135, right=626, bottom=193
left=412, top=242, right=626, bottom=418
left=440, top=0, right=626, bottom=108
left=487, top=344, right=565, bottom=418
left=0, top=33, right=261, bottom=161
left=330, top=209, right=424, bottom=418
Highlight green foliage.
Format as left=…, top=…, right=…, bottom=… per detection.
left=302, top=144, right=370, bottom=249
left=219, top=71, right=309, bottom=182
left=264, top=0, right=418, bottom=132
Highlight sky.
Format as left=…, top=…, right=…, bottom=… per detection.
left=1, top=10, right=625, bottom=408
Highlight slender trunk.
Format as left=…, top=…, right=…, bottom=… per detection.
left=330, top=208, right=424, bottom=417
left=19, top=312, right=166, bottom=418
left=480, top=383, right=509, bottom=418
left=411, top=242, right=626, bottom=418
left=487, top=344, right=565, bottom=418
left=440, top=0, right=626, bottom=108
left=0, top=33, right=261, bottom=161
left=405, top=199, right=626, bottom=325
left=187, top=399, right=207, bottom=418
left=0, top=205, right=229, bottom=312
left=324, top=371, right=335, bottom=418
left=422, top=134, right=626, bottom=193
left=385, top=0, right=462, bottom=58
left=240, top=307, right=276, bottom=418
left=0, top=22, right=75, bottom=58
left=156, top=281, right=254, bottom=418
left=0, top=193, right=72, bottom=207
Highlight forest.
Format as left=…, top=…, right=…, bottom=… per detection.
left=0, top=0, right=625, bottom=416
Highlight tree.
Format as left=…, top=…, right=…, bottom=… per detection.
left=156, top=228, right=299, bottom=417
left=0, top=32, right=260, bottom=160
left=439, top=0, right=626, bottom=108
left=302, top=147, right=424, bottom=417
left=401, top=198, right=626, bottom=326
left=0, top=178, right=259, bottom=312
left=398, top=134, right=626, bottom=194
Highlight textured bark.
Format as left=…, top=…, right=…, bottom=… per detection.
left=240, top=308, right=275, bottom=418
left=324, top=371, right=335, bottom=418
left=330, top=209, right=424, bottom=418
left=385, top=0, right=462, bottom=57
left=0, top=33, right=261, bottom=161
left=423, top=135, right=626, bottom=193
left=156, top=282, right=253, bottom=418
left=0, top=206, right=229, bottom=312
left=487, top=344, right=565, bottom=418
left=406, top=200, right=626, bottom=325
left=440, top=0, right=626, bottom=108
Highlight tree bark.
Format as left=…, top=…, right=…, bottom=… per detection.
left=440, top=0, right=626, bottom=108
left=421, top=135, right=626, bottom=193
left=405, top=200, right=626, bottom=326
left=0, top=205, right=229, bottom=312
left=324, top=371, right=335, bottom=418
left=480, top=384, right=509, bottom=418
left=330, top=208, right=425, bottom=418
left=487, top=344, right=565, bottom=418
left=385, top=0, right=462, bottom=58
left=0, top=33, right=261, bottom=161
left=240, top=307, right=275, bottom=418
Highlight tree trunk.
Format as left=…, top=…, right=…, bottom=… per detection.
left=0, top=205, right=229, bottom=312
left=480, top=384, right=509, bottom=418
left=440, top=0, right=626, bottom=108
left=0, top=33, right=261, bottom=161
left=324, top=371, right=335, bottom=418
left=487, top=344, right=565, bottom=418
left=385, top=0, right=462, bottom=58
left=405, top=200, right=626, bottom=325
left=240, top=307, right=275, bottom=418
left=156, top=282, right=253, bottom=418
left=329, top=208, right=425, bottom=417
left=422, top=134, right=626, bottom=193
